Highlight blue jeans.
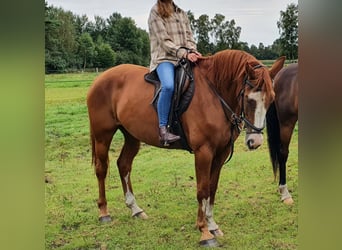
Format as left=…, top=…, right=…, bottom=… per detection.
left=156, top=62, right=175, bottom=127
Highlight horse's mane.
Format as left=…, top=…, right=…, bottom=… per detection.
left=210, top=50, right=249, bottom=83
left=201, top=49, right=274, bottom=101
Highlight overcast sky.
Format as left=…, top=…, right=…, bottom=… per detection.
left=46, top=0, right=297, bottom=46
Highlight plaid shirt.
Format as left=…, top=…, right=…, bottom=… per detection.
left=148, top=3, right=197, bottom=71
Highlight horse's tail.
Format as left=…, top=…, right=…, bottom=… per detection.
left=266, top=102, right=281, bottom=180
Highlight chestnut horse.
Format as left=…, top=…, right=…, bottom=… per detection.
left=86, top=49, right=285, bottom=247
left=266, top=63, right=298, bottom=205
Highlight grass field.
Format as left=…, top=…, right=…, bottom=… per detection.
left=45, top=71, right=298, bottom=249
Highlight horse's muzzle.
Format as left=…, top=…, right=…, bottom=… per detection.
left=245, top=133, right=263, bottom=150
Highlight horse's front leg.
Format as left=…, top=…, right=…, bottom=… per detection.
left=195, top=147, right=220, bottom=247
left=207, top=161, right=225, bottom=237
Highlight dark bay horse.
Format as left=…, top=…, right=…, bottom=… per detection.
left=266, top=63, right=298, bottom=205
left=87, top=49, right=285, bottom=246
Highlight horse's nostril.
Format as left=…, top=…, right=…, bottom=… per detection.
left=247, top=139, right=254, bottom=148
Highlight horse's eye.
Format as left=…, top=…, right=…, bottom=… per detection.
left=247, top=98, right=257, bottom=109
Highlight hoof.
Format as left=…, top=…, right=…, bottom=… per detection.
left=133, top=211, right=148, bottom=219
left=99, top=215, right=112, bottom=223
left=199, top=238, right=221, bottom=247
left=210, top=229, right=224, bottom=237
left=283, top=197, right=294, bottom=205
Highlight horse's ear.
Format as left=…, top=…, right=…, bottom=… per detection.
left=269, top=56, right=286, bottom=79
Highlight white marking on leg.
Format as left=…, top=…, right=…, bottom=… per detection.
left=248, top=92, right=267, bottom=128
left=124, top=172, right=143, bottom=216
left=279, top=184, right=292, bottom=201
left=201, top=197, right=219, bottom=231
left=206, top=204, right=219, bottom=231
left=201, top=197, right=210, bottom=213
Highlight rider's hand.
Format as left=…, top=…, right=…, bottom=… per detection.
left=187, top=51, right=202, bottom=62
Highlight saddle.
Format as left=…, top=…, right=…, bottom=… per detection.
left=144, top=58, right=195, bottom=152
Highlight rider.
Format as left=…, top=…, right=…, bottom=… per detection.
left=148, top=0, right=202, bottom=145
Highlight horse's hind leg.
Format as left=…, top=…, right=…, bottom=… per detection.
left=278, top=121, right=296, bottom=204
left=94, top=129, right=116, bottom=222
left=117, top=129, right=148, bottom=219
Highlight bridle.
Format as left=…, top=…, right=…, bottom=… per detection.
left=204, top=64, right=266, bottom=134
left=196, top=62, right=267, bottom=163
left=239, top=65, right=266, bottom=134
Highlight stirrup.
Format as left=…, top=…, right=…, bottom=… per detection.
left=162, top=140, right=170, bottom=147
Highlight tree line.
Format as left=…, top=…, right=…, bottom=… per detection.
left=45, top=2, right=298, bottom=73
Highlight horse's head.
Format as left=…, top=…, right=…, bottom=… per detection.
left=242, top=56, right=285, bottom=150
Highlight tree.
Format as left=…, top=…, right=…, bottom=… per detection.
left=187, top=11, right=196, bottom=35
left=194, top=14, right=212, bottom=55
left=238, top=41, right=250, bottom=53
left=249, top=44, right=259, bottom=59
left=92, top=16, right=108, bottom=42
left=45, top=3, right=64, bottom=73
left=270, top=38, right=282, bottom=57
left=106, top=13, right=124, bottom=51
left=78, top=33, right=95, bottom=70
left=107, top=13, right=150, bottom=66
left=136, top=28, right=151, bottom=66
left=94, top=42, right=115, bottom=68
left=277, top=3, right=298, bottom=60
left=74, top=14, right=89, bottom=36
left=188, top=12, right=241, bottom=55
left=45, top=3, right=78, bottom=72
left=211, top=14, right=242, bottom=51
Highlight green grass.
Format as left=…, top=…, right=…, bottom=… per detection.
left=45, top=72, right=298, bottom=249
left=261, top=59, right=296, bottom=68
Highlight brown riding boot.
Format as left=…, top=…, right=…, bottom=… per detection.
left=159, top=126, right=181, bottom=146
